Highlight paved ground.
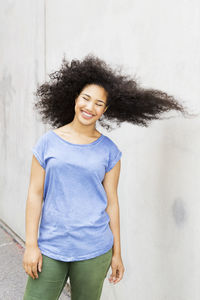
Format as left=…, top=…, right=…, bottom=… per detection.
left=0, top=219, right=71, bottom=300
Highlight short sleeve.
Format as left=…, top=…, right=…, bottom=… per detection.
left=105, top=143, right=122, bottom=173
left=31, top=133, right=46, bottom=169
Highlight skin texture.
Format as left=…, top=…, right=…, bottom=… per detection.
left=23, top=84, right=125, bottom=285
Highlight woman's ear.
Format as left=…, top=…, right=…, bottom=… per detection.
left=104, top=105, right=109, bottom=113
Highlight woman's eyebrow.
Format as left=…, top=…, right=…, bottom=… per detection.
left=81, top=93, right=105, bottom=103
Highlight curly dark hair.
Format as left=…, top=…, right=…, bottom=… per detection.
left=33, top=53, right=192, bottom=131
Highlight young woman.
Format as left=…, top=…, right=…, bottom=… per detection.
left=23, top=54, right=188, bottom=300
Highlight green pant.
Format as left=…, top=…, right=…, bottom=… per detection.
left=23, top=248, right=112, bottom=300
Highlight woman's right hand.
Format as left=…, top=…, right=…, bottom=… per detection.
left=23, top=245, right=43, bottom=279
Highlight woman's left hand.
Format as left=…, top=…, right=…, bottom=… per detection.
left=108, top=254, right=125, bottom=284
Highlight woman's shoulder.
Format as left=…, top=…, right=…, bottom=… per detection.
left=102, top=134, right=118, bottom=145
left=40, top=129, right=53, bottom=140
left=102, top=134, right=121, bottom=152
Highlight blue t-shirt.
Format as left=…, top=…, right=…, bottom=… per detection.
left=31, top=129, right=122, bottom=262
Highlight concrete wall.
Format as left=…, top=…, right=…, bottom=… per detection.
left=1, top=0, right=200, bottom=299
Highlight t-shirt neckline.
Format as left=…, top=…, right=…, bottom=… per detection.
left=50, top=130, right=104, bottom=147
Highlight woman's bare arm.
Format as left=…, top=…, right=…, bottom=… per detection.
left=25, top=155, right=45, bottom=246
left=103, top=160, right=121, bottom=256
left=102, top=160, right=125, bottom=284
left=23, top=155, right=45, bottom=279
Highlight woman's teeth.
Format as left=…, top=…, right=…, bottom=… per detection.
left=81, top=111, right=94, bottom=119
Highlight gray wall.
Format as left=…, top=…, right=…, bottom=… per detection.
left=1, top=0, right=200, bottom=299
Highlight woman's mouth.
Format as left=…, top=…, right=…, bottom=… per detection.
left=81, top=110, right=95, bottom=119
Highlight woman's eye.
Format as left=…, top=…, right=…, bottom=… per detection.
left=82, top=97, right=103, bottom=107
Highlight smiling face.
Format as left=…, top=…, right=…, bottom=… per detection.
left=74, top=84, right=108, bottom=125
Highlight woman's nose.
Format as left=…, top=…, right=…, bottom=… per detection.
left=85, top=102, right=95, bottom=112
